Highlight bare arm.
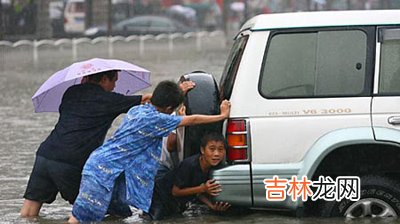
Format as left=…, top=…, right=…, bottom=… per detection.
left=177, top=100, right=231, bottom=127
left=198, top=194, right=214, bottom=208
left=171, top=184, right=204, bottom=197
left=171, top=179, right=221, bottom=197
left=166, top=133, right=177, bottom=152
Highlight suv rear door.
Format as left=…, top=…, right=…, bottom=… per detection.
left=250, top=27, right=375, bottom=207
left=372, top=27, right=400, bottom=140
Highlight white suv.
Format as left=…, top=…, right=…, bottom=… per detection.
left=181, top=10, right=400, bottom=218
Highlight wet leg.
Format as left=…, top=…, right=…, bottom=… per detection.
left=68, top=214, right=79, bottom=224
left=20, top=199, right=42, bottom=217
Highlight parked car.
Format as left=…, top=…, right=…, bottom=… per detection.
left=84, top=15, right=194, bottom=37
left=64, top=0, right=85, bottom=35
left=179, top=10, right=400, bottom=218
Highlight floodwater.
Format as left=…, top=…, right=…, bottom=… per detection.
left=1, top=36, right=400, bottom=224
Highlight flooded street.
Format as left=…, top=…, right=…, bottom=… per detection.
left=1, top=38, right=400, bottom=224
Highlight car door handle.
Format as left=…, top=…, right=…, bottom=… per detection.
left=388, top=116, right=400, bottom=125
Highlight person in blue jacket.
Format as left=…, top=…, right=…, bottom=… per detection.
left=68, top=80, right=231, bottom=223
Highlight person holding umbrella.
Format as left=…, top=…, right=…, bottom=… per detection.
left=21, top=58, right=153, bottom=218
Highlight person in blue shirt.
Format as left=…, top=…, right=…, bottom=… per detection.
left=21, top=70, right=151, bottom=217
left=148, top=132, right=231, bottom=220
left=68, top=80, right=231, bottom=223
left=157, top=80, right=195, bottom=180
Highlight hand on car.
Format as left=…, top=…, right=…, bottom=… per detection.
left=202, top=179, right=222, bottom=196
left=179, top=81, right=196, bottom=95
left=141, top=94, right=152, bottom=104
left=177, top=105, right=186, bottom=116
left=211, top=201, right=231, bottom=212
left=220, top=100, right=231, bottom=119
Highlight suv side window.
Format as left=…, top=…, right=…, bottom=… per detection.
left=219, top=35, right=248, bottom=100
left=378, top=28, right=400, bottom=95
left=259, top=29, right=369, bottom=98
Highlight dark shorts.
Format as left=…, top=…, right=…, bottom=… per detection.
left=23, top=156, right=82, bottom=204
left=148, top=168, right=183, bottom=220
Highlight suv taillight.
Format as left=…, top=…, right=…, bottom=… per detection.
left=226, top=119, right=249, bottom=162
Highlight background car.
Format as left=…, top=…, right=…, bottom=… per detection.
left=64, top=0, right=85, bottom=35
left=49, top=0, right=65, bottom=37
left=84, top=15, right=195, bottom=37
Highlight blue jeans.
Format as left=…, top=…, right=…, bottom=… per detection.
left=72, top=173, right=131, bottom=222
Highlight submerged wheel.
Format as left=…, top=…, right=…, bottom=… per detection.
left=344, top=198, right=396, bottom=218
left=321, top=175, right=400, bottom=218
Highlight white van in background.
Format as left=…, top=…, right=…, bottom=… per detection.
left=64, top=0, right=85, bottom=34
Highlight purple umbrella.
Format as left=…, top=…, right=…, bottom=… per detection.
left=32, top=58, right=151, bottom=113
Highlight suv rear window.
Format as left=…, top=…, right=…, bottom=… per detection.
left=259, top=29, right=370, bottom=98
left=378, top=28, right=400, bottom=95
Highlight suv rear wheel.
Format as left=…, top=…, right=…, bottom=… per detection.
left=321, top=176, right=400, bottom=218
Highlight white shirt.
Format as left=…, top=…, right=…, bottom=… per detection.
left=160, top=130, right=176, bottom=169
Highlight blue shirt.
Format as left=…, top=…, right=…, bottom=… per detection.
left=82, top=104, right=182, bottom=212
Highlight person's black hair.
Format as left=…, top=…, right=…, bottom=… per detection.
left=151, top=80, right=184, bottom=109
left=87, top=70, right=118, bottom=83
left=200, top=132, right=227, bottom=149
